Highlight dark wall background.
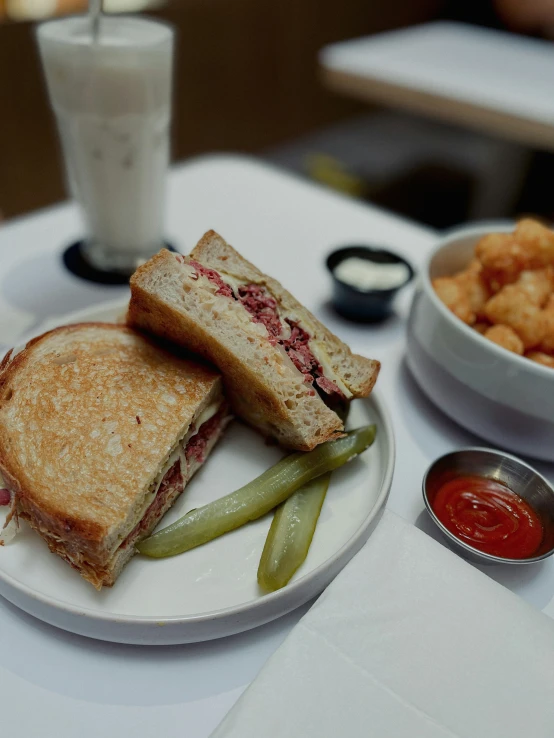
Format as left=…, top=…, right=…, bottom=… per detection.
left=0, top=0, right=441, bottom=219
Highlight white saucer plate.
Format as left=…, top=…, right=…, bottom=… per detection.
left=0, top=300, right=394, bottom=644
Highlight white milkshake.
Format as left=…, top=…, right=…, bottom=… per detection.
left=37, top=15, right=174, bottom=272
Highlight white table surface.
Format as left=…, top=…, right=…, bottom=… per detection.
left=320, top=21, right=554, bottom=150
left=1, top=153, right=553, bottom=737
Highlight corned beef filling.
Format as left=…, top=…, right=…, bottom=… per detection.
left=189, top=260, right=235, bottom=298
left=121, top=460, right=183, bottom=549
left=185, top=406, right=227, bottom=463
left=281, top=320, right=343, bottom=396
left=121, top=405, right=227, bottom=549
left=188, top=259, right=344, bottom=398
left=237, top=284, right=282, bottom=343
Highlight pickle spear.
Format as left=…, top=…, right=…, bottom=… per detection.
left=258, top=473, right=331, bottom=592
left=258, top=400, right=355, bottom=591
left=137, top=425, right=376, bottom=558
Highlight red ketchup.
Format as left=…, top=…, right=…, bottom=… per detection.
left=431, top=476, right=543, bottom=559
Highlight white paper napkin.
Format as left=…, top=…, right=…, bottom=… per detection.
left=211, top=510, right=554, bottom=738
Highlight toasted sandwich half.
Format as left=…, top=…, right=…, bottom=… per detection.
left=128, top=231, right=380, bottom=450
left=0, top=323, right=231, bottom=588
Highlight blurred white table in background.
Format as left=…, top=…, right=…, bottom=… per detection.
left=319, top=21, right=554, bottom=217
left=0, top=154, right=553, bottom=738
left=320, top=21, right=554, bottom=151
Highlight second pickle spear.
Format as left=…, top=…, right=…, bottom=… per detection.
left=257, top=400, right=354, bottom=592
left=137, top=425, right=376, bottom=558
left=258, top=472, right=331, bottom=592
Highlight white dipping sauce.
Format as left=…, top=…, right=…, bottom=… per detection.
left=334, top=256, right=410, bottom=291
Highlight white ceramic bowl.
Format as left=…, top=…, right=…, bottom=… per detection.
left=406, top=223, right=554, bottom=462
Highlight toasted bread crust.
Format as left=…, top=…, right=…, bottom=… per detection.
left=0, top=323, right=223, bottom=584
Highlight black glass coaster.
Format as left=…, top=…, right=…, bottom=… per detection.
left=62, top=240, right=178, bottom=285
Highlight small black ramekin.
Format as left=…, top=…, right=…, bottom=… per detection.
left=326, top=245, right=414, bottom=322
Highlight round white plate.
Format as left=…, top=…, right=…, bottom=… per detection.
left=0, top=300, right=394, bottom=645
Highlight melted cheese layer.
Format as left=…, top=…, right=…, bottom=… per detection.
left=116, top=398, right=222, bottom=551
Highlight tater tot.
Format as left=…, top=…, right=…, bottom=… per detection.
left=484, top=325, right=524, bottom=355
left=457, top=268, right=491, bottom=319
left=476, top=220, right=554, bottom=289
left=475, top=233, right=528, bottom=289
left=484, top=285, right=546, bottom=348
left=526, top=351, right=554, bottom=369
left=538, top=294, right=554, bottom=354
left=516, top=267, right=553, bottom=307
left=514, top=219, right=554, bottom=267
left=474, top=321, right=491, bottom=335
left=432, top=276, right=474, bottom=324
left=467, top=258, right=483, bottom=274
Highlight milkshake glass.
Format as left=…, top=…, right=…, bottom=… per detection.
left=37, top=15, right=174, bottom=274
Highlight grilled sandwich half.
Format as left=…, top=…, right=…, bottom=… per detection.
left=128, top=231, right=380, bottom=450
left=0, top=323, right=231, bottom=588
